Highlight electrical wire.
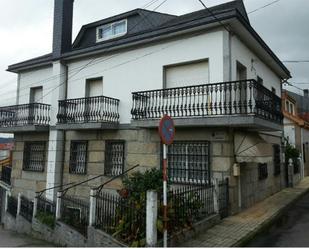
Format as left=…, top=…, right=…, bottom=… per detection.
left=248, top=0, right=281, bottom=15
left=197, top=0, right=231, bottom=33
left=0, top=0, right=170, bottom=102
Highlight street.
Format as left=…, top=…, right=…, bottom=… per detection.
left=0, top=226, right=53, bottom=247
left=246, top=192, right=309, bottom=247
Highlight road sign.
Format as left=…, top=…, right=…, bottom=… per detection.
left=159, top=115, right=175, bottom=145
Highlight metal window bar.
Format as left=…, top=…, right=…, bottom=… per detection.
left=159, top=184, right=215, bottom=234
left=105, top=141, right=125, bottom=177
left=57, top=96, right=120, bottom=124
left=273, top=144, right=281, bottom=176
left=23, top=142, right=46, bottom=172
left=0, top=103, right=50, bottom=128
left=7, top=196, right=17, bottom=218
left=163, top=141, right=211, bottom=185
left=131, top=79, right=283, bottom=124
left=60, top=195, right=89, bottom=236
left=95, top=190, right=146, bottom=244
left=20, top=196, right=34, bottom=223
left=69, top=141, right=88, bottom=175
left=258, top=163, right=268, bottom=180
left=1, top=165, right=11, bottom=185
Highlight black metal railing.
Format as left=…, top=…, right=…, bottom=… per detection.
left=159, top=184, right=215, bottom=234
left=0, top=103, right=50, bottom=128
left=7, top=196, right=18, bottom=218
left=37, top=196, right=56, bottom=216
left=131, top=79, right=282, bottom=124
left=60, top=195, right=89, bottom=236
left=1, top=165, right=11, bottom=185
left=218, top=178, right=229, bottom=219
left=20, top=196, right=34, bottom=222
left=36, top=196, right=56, bottom=224
left=95, top=190, right=146, bottom=245
left=57, top=96, right=120, bottom=124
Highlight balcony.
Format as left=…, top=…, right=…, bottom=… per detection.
left=0, top=103, right=51, bottom=133
left=131, top=79, right=283, bottom=131
left=1, top=165, right=11, bottom=186
left=57, top=95, right=120, bottom=130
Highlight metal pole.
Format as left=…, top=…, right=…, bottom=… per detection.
left=163, top=143, right=168, bottom=248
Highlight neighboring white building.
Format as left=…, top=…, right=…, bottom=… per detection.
left=1, top=0, right=291, bottom=213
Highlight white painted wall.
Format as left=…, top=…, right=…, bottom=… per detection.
left=14, top=29, right=284, bottom=125
left=231, top=36, right=282, bottom=97
left=284, top=117, right=296, bottom=146
left=67, top=30, right=225, bottom=123
left=17, top=66, right=53, bottom=105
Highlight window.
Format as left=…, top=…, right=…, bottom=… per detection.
left=273, top=144, right=281, bottom=176
left=23, top=142, right=46, bottom=172
left=96, top=19, right=127, bottom=42
left=285, top=101, right=289, bottom=112
left=105, top=141, right=125, bottom=176
left=69, top=141, right=88, bottom=174
left=258, top=163, right=268, bottom=180
left=164, top=141, right=211, bottom=184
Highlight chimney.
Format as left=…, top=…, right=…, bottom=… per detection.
left=52, top=0, right=74, bottom=59
left=304, top=89, right=309, bottom=98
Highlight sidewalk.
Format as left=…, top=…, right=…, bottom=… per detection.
left=181, top=177, right=309, bottom=247
left=0, top=226, right=53, bottom=247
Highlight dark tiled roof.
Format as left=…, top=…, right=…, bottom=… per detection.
left=7, top=0, right=289, bottom=78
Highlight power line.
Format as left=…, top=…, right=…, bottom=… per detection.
left=248, top=0, right=281, bottom=15
left=0, top=0, right=170, bottom=104
left=196, top=0, right=231, bottom=33
left=282, top=60, right=309, bottom=63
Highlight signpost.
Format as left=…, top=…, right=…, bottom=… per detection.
left=158, top=115, right=175, bottom=248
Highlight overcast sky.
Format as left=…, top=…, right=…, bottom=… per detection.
left=0, top=0, right=308, bottom=107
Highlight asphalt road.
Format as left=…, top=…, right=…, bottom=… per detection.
left=0, top=226, right=53, bottom=247
left=246, top=192, right=309, bottom=247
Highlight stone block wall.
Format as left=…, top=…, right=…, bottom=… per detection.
left=62, top=127, right=235, bottom=199
left=11, top=132, right=49, bottom=199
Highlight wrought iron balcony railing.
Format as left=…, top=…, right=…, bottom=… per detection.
left=1, top=165, right=11, bottom=185
left=0, top=103, right=51, bottom=128
left=131, top=79, right=283, bottom=124
left=57, top=95, right=120, bottom=124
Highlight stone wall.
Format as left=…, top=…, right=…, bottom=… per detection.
left=62, top=127, right=234, bottom=198
left=11, top=132, right=49, bottom=199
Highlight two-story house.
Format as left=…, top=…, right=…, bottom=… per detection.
left=282, top=90, right=309, bottom=177
left=1, top=0, right=290, bottom=214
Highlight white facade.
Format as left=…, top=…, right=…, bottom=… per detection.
left=14, top=29, right=283, bottom=125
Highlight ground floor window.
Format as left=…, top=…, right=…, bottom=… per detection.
left=164, top=141, right=211, bottom=184
left=23, top=142, right=46, bottom=172
left=69, top=141, right=88, bottom=175
left=258, top=163, right=268, bottom=180
left=104, top=140, right=125, bottom=176
left=273, top=144, right=281, bottom=176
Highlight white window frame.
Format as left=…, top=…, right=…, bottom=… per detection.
left=96, top=19, right=127, bottom=42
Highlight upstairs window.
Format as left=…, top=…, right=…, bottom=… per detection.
left=96, top=19, right=127, bottom=42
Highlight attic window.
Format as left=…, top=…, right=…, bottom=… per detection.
left=96, top=19, right=127, bottom=42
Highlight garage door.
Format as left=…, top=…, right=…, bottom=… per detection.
left=165, top=60, right=209, bottom=89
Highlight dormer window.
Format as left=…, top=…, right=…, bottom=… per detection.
left=96, top=19, right=127, bottom=42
